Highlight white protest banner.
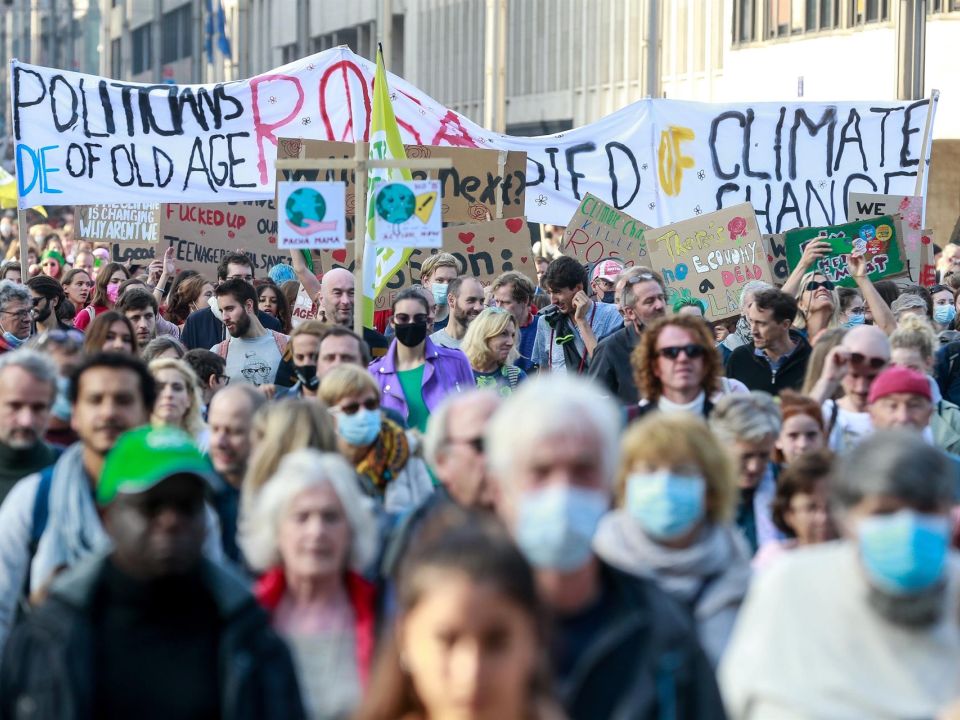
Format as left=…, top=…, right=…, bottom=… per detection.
left=290, top=285, right=317, bottom=328
left=277, top=181, right=347, bottom=249
left=644, top=203, right=771, bottom=321
left=77, top=203, right=160, bottom=243
left=12, top=48, right=934, bottom=232
left=373, top=179, right=441, bottom=249
left=847, top=192, right=933, bottom=285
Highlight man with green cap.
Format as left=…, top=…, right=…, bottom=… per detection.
left=0, top=425, right=305, bottom=719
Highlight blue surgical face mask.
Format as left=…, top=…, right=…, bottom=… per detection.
left=625, top=471, right=706, bottom=541
left=516, top=485, right=608, bottom=572
left=52, top=376, right=71, bottom=422
left=2, top=331, right=23, bottom=348
left=934, top=305, right=957, bottom=325
left=336, top=408, right=382, bottom=447
left=843, top=313, right=866, bottom=329
left=858, top=510, right=950, bottom=595
left=432, top=282, right=449, bottom=307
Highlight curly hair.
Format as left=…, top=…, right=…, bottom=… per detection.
left=166, top=274, right=212, bottom=325
left=631, top=315, right=722, bottom=404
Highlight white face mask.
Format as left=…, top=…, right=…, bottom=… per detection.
left=208, top=295, right=222, bottom=321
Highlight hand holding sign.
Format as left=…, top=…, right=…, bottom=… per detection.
left=797, top=240, right=832, bottom=272
left=847, top=251, right=869, bottom=279
left=163, top=246, right=176, bottom=275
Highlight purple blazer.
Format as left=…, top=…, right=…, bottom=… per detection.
left=369, top=337, right=475, bottom=422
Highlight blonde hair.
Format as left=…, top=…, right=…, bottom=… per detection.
left=794, top=270, right=842, bottom=330
left=617, top=413, right=737, bottom=523
left=148, top=358, right=205, bottom=439
left=241, top=400, right=338, bottom=516
left=419, top=252, right=459, bottom=282
left=890, top=313, right=938, bottom=363
left=319, top=364, right=380, bottom=406
left=461, top=307, right=517, bottom=371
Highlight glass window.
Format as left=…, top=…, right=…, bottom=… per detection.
left=132, top=24, right=152, bottom=75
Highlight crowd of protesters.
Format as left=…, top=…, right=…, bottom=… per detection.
left=0, top=210, right=958, bottom=719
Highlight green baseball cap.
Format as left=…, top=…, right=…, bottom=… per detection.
left=97, top=426, right=214, bottom=506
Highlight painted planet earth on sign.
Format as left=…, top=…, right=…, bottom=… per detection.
left=376, top=183, right=416, bottom=224
left=285, top=188, right=328, bottom=236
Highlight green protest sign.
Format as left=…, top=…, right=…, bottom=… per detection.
left=784, top=215, right=906, bottom=288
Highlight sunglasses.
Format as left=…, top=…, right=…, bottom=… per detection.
left=625, top=273, right=659, bottom=286
left=841, top=352, right=887, bottom=370
left=805, top=280, right=835, bottom=292
left=450, top=436, right=485, bottom=453
left=656, top=344, right=706, bottom=360
left=337, top=398, right=379, bottom=415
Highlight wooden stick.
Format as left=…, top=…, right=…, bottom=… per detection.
left=353, top=142, right=368, bottom=336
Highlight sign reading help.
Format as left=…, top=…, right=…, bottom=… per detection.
left=644, top=203, right=770, bottom=321
left=373, top=179, right=442, bottom=249
left=784, top=214, right=907, bottom=288
left=277, top=181, right=347, bottom=249
left=77, top=203, right=160, bottom=243
left=560, top=192, right=649, bottom=267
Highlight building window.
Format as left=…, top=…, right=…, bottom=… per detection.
left=132, top=24, right=152, bottom=75
left=851, top=0, right=889, bottom=24
left=111, top=38, right=122, bottom=79
left=162, top=4, right=192, bottom=64
left=733, top=0, right=756, bottom=44
left=281, top=43, right=298, bottom=64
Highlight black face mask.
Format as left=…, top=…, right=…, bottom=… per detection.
left=294, top=364, right=320, bottom=391
left=395, top=321, right=428, bottom=348
left=601, top=290, right=615, bottom=304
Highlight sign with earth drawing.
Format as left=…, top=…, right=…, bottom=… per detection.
left=373, top=179, right=442, bottom=249
left=277, top=181, right=347, bottom=250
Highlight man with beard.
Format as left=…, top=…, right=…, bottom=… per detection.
left=532, top=256, right=622, bottom=374
left=318, top=267, right=389, bottom=357
left=26, top=276, right=73, bottom=333
left=0, top=350, right=59, bottom=503
left=589, top=268, right=666, bottom=403
left=116, top=288, right=159, bottom=350
left=211, top=279, right=289, bottom=387
left=207, top=384, right=265, bottom=565
left=721, top=431, right=960, bottom=718
left=429, top=276, right=485, bottom=350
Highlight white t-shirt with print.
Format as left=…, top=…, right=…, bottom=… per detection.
left=214, top=333, right=282, bottom=387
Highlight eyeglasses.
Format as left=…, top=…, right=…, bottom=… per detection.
left=1, top=309, right=32, bottom=321
left=337, top=398, right=379, bottom=415
left=216, top=374, right=231, bottom=385
left=656, top=344, right=706, bottom=360
left=805, top=280, right=835, bottom=292
left=449, top=436, right=484, bottom=453
left=33, top=328, right=85, bottom=350
left=848, top=352, right=887, bottom=370
left=227, top=274, right=254, bottom=283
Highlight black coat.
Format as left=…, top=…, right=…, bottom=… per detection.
left=589, top=325, right=640, bottom=404
left=0, top=555, right=306, bottom=720
left=724, top=331, right=811, bottom=396
left=560, top=562, right=727, bottom=720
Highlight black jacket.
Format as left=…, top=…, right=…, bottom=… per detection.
left=724, top=330, right=811, bottom=396
left=0, top=555, right=305, bottom=720
left=589, top=324, right=640, bottom=405
left=560, top=562, right=727, bottom=720
left=181, top=307, right=283, bottom=350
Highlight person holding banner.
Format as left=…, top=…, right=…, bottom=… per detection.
left=73, top=262, right=129, bottom=331
left=370, top=289, right=474, bottom=434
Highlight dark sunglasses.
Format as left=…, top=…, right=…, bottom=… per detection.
left=656, top=344, right=706, bottom=360
left=805, top=280, right=835, bottom=292
left=450, top=436, right=484, bottom=453
left=338, top=398, right=380, bottom=415
left=34, top=328, right=85, bottom=349
left=848, top=352, right=887, bottom=370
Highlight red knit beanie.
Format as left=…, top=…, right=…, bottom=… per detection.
left=867, top=365, right=932, bottom=405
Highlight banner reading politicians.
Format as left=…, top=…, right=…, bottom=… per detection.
left=11, top=48, right=934, bottom=231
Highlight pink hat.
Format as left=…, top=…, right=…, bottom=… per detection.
left=867, top=365, right=932, bottom=405
left=591, top=259, right=624, bottom=283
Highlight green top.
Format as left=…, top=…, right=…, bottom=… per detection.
left=398, top=364, right=430, bottom=433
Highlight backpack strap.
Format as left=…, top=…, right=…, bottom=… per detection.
left=20, top=465, right=55, bottom=613
left=826, top=398, right=840, bottom=436
left=272, top=331, right=289, bottom=356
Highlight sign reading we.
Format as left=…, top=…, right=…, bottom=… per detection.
left=560, top=192, right=649, bottom=266
left=644, top=203, right=770, bottom=321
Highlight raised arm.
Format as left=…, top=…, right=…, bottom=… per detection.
left=781, top=240, right=832, bottom=297
left=848, top=253, right=896, bottom=335
left=290, top=249, right=321, bottom=299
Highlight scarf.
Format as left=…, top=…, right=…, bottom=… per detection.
left=31, top=443, right=111, bottom=593
left=355, top=418, right=410, bottom=495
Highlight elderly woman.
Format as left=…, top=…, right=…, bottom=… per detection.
left=461, top=306, right=526, bottom=394
left=593, top=413, right=751, bottom=666
left=753, top=449, right=835, bottom=571
left=241, top=449, right=379, bottom=720
left=319, top=364, right=433, bottom=514
left=721, top=431, right=960, bottom=718
left=710, top=392, right=782, bottom=555
left=148, top=358, right=206, bottom=446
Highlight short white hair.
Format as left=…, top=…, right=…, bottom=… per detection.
left=710, top=391, right=781, bottom=444
left=239, top=449, right=379, bottom=574
left=485, top=374, right=621, bottom=487
left=423, top=388, right=501, bottom=467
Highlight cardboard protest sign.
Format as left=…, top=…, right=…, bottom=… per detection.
left=847, top=193, right=931, bottom=286
left=77, top=204, right=160, bottom=243
left=644, top=203, right=770, bottom=321
left=276, top=138, right=525, bottom=226
left=560, top=193, right=649, bottom=266
left=373, top=179, right=441, bottom=249
left=784, top=215, right=907, bottom=288
left=277, top=181, right=347, bottom=249
left=761, top=233, right=790, bottom=283
left=290, top=285, right=318, bottom=328
left=312, top=217, right=535, bottom=309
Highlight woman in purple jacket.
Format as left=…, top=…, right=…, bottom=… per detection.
left=369, top=288, right=474, bottom=432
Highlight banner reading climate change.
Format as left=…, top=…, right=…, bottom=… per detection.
left=10, top=48, right=934, bottom=231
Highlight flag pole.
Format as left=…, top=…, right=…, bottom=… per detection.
left=353, top=138, right=367, bottom=336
